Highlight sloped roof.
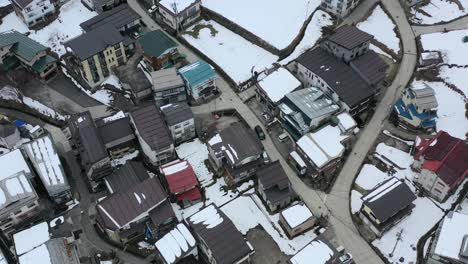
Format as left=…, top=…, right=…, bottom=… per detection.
left=283, top=87, right=339, bottom=121
left=151, top=68, right=185, bottom=92
left=350, top=50, right=388, bottom=86
left=179, top=60, right=216, bottom=89
left=10, top=0, right=33, bottom=8
left=0, top=124, right=17, bottom=138
left=104, top=161, right=149, bottom=194
left=138, top=30, right=177, bottom=58
left=326, top=25, right=373, bottom=50
left=0, top=31, right=48, bottom=62
left=31, top=55, right=57, bottom=73
left=161, top=160, right=198, bottom=194
left=97, top=117, right=134, bottom=146
left=256, top=161, right=293, bottom=203
left=80, top=4, right=140, bottom=32
left=161, top=103, right=194, bottom=126
left=97, top=177, right=168, bottom=230
left=130, top=103, right=173, bottom=150
left=297, top=48, right=376, bottom=108
left=361, top=177, right=416, bottom=223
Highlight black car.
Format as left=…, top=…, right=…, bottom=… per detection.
left=255, top=125, right=265, bottom=140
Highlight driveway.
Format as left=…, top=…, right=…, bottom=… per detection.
left=48, top=74, right=101, bottom=108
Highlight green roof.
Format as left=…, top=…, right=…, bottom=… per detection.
left=32, top=55, right=57, bottom=72
left=138, top=30, right=177, bottom=58
left=2, top=56, right=20, bottom=71
left=179, top=60, right=216, bottom=89
left=0, top=30, right=48, bottom=62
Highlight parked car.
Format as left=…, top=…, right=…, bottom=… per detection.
left=131, top=31, right=140, bottom=39
left=278, top=132, right=289, bottom=142
left=262, top=151, right=269, bottom=163
left=148, top=5, right=157, bottom=13
left=339, top=253, right=353, bottom=264
left=255, top=125, right=265, bottom=140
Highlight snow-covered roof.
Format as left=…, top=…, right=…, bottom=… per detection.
left=296, top=124, right=348, bottom=168
left=155, top=223, right=196, bottom=264
left=434, top=211, right=468, bottom=261
left=0, top=149, right=31, bottom=180
left=207, top=133, right=222, bottom=146
left=161, top=159, right=189, bottom=175
left=0, top=171, right=34, bottom=209
left=290, top=151, right=306, bottom=168
left=13, top=222, right=50, bottom=256
left=258, top=67, right=301, bottom=103
left=281, top=203, right=313, bottom=229
left=18, top=244, right=51, bottom=264
left=23, top=135, right=69, bottom=191
left=336, top=112, right=356, bottom=131
left=290, top=239, right=335, bottom=264
left=159, top=0, right=198, bottom=14
left=189, top=204, right=223, bottom=229
left=420, top=51, right=440, bottom=61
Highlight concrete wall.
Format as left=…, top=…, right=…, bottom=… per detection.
left=320, top=39, right=370, bottom=63
left=320, top=0, right=360, bottom=17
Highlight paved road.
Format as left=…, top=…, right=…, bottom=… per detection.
left=412, top=15, right=468, bottom=36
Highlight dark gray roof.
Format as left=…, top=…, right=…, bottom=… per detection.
left=257, top=161, right=294, bottom=203
left=97, top=117, right=134, bottom=146
left=149, top=199, right=176, bottom=226
left=188, top=205, right=252, bottom=264
left=161, top=103, right=194, bottom=126
left=151, top=68, right=185, bottom=92
left=10, top=0, right=33, bottom=9
left=326, top=25, right=373, bottom=50
left=115, top=62, right=152, bottom=93
left=69, top=112, right=108, bottom=165
left=350, top=50, right=388, bottom=86
left=130, top=103, right=173, bottom=150
left=0, top=124, right=18, bottom=138
left=80, top=4, right=140, bottom=32
left=211, top=123, right=263, bottom=167
left=297, top=48, right=376, bottom=108
left=105, top=161, right=149, bottom=193
left=362, top=177, right=416, bottom=223
left=97, top=177, right=168, bottom=230
left=65, top=24, right=123, bottom=60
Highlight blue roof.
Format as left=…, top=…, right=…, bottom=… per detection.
left=394, top=99, right=412, bottom=120
left=394, top=98, right=437, bottom=121
left=178, top=60, right=216, bottom=89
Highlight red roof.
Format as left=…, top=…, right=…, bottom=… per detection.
left=161, top=160, right=199, bottom=194
left=416, top=131, right=468, bottom=187
left=176, top=187, right=202, bottom=202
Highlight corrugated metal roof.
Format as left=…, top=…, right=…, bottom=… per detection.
left=326, top=25, right=373, bottom=50
left=151, top=68, right=185, bottom=92
left=179, top=60, right=216, bottom=89
left=0, top=31, right=47, bottom=62
left=105, top=161, right=149, bottom=194
left=80, top=4, right=140, bottom=32
left=161, top=103, right=194, bottom=126
left=138, top=30, right=177, bottom=58
left=350, top=50, right=388, bottom=86
left=284, top=87, right=339, bottom=121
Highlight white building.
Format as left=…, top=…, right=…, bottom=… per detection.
left=10, top=0, right=55, bottom=28
left=161, top=103, right=195, bottom=145
left=23, top=135, right=72, bottom=204
left=156, top=0, right=201, bottom=32
left=320, top=0, right=360, bottom=18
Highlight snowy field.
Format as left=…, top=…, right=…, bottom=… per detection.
left=222, top=195, right=317, bottom=255
left=0, top=0, right=97, bottom=56
left=412, top=80, right=467, bottom=139
left=281, top=10, right=333, bottom=64
left=420, top=29, right=468, bottom=65
left=352, top=140, right=465, bottom=263
left=201, top=0, right=320, bottom=49
left=0, top=0, right=9, bottom=7
left=183, top=20, right=278, bottom=84
left=411, top=0, right=468, bottom=25
left=174, top=139, right=254, bottom=218
left=438, top=66, right=468, bottom=96
left=357, top=5, right=400, bottom=53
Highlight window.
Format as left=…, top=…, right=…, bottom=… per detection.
left=434, top=188, right=442, bottom=194
left=14, top=210, right=22, bottom=215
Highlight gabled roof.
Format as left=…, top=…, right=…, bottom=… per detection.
left=161, top=160, right=198, bottom=194
left=326, top=25, right=373, bottom=50
left=257, top=67, right=301, bottom=103
left=104, top=161, right=149, bottom=194
left=361, top=177, right=416, bottom=223
left=138, top=30, right=177, bottom=58
left=0, top=124, right=17, bottom=138
left=130, top=103, right=173, bottom=150
left=408, top=85, right=438, bottom=110
left=257, top=161, right=293, bottom=203
left=0, top=31, right=48, bottom=62
left=31, top=55, right=57, bottom=73
left=151, top=68, right=185, bottom=92
left=188, top=205, right=252, bottom=264
left=350, top=50, right=388, bottom=86
left=97, top=116, right=134, bottom=146
left=161, top=103, right=194, bottom=126
left=65, top=25, right=123, bottom=60
left=282, top=87, right=339, bottom=122
left=10, top=0, right=33, bottom=9
left=80, top=4, right=140, bottom=32
left=178, top=60, right=216, bottom=89
left=415, top=131, right=468, bottom=186
left=97, top=177, right=168, bottom=230
left=297, top=48, right=376, bottom=108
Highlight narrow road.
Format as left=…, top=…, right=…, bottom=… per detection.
left=412, top=15, right=468, bottom=36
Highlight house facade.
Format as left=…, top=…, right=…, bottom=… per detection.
left=279, top=87, right=340, bottom=140
left=67, top=112, right=112, bottom=192
left=156, top=0, right=201, bottom=32
left=320, top=0, right=360, bottom=17
left=413, top=131, right=467, bottom=202
left=179, top=60, right=218, bottom=103
left=319, top=25, right=372, bottom=63
left=393, top=84, right=438, bottom=132
left=81, top=0, right=126, bottom=13
left=279, top=203, right=316, bottom=238
left=0, top=124, right=21, bottom=149
left=138, top=30, right=179, bottom=71
left=207, top=123, right=264, bottom=185
left=130, top=103, right=175, bottom=166
left=151, top=68, right=187, bottom=106
left=256, top=161, right=295, bottom=212
left=0, top=150, right=40, bottom=237
left=10, top=0, right=55, bottom=28
left=359, top=177, right=416, bottom=237
left=256, top=67, right=302, bottom=115
left=161, top=103, right=196, bottom=145
left=0, top=30, right=57, bottom=80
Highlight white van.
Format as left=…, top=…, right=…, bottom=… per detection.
left=278, top=133, right=289, bottom=142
